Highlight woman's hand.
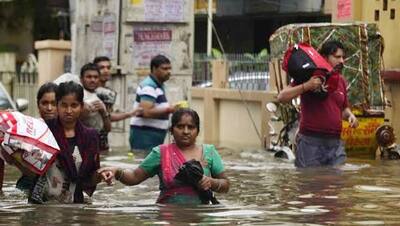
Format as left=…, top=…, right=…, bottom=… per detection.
left=198, top=175, right=212, bottom=190
left=97, top=167, right=118, bottom=185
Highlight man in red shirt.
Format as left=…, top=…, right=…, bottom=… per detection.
left=278, top=40, right=358, bottom=168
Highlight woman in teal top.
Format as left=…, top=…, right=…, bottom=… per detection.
left=98, top=108, right=230, bottom=204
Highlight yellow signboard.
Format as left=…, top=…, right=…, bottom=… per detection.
left=131, top=0, right=142, bottom=5
left=341, top=117, right=384, bottom=158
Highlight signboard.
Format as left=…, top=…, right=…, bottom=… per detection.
left=132, top=27, right=173, bottom=68
left=102, top=14, right=117, bottom=59
left=337, top=0, right=352, bottom=20
left=126, top=0, right=186, bottom=23
left=342, top=117, right=383, bottom=147
left=131, top=0, right=142, bottom=5
left=144, top=0, right=184, bottom=22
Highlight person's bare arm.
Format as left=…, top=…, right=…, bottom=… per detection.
left=140, top=101, right=174, bottom=119
left=277, top=76, right=322, bottom=103
left=342, top=107, right=358, bottom=128
left=110, top=108, right=143, bottom=122
left=98, top=166, right=150, bottom=186
left=198, top=172, right=230, bottom=193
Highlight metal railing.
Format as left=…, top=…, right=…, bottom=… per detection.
left=13, top=71, right=39, bottom=117
left=192, top=53, right=213, bottom=87
left=192, top=53, right=269, bottom=91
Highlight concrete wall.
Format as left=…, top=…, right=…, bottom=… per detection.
left=35, top=40, right=71, bottom=85
left=71, top=0, right=194, bottom=148
left=381, top=77, right=400, bottom=147
left=191, top=87, right=275, bottom=149
left=331, top=0, right=400, bottom=69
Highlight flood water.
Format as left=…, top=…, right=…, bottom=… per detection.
left=1, top=147, right=400, bottom=225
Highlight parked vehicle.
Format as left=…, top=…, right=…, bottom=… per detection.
left=265, top=102, right=297, bottom=161
left=0, top=82, right=28, bottom=112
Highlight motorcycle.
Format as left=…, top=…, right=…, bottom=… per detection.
left=375, top=124, right=400, bottom=160
left=265, top=101, right=299, bottom=161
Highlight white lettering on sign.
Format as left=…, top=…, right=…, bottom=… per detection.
left=134, top=30, right=172, bottom=42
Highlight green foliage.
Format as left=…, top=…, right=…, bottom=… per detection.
left=257, top=48, right=269, bottom=60
left=0, top=0, right=66, bottom=40
left=0, top=44, right=18, bottom=53
left=243, top=48, right=269, bottom=61
left=211, top=48, right=223, bottom=59
left=0, top=0, right=35, bottom=31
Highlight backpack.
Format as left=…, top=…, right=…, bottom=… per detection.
left=282, top=43, right=339, bottom=98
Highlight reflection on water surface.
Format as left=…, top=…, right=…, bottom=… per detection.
left=1, top=147, right=400, bottom=225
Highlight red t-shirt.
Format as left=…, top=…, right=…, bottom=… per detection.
left=298, top=75, right=349, bottom=137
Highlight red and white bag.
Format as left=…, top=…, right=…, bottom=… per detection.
left=0, top=111, right=60, bottom=175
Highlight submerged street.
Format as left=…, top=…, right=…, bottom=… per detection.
left=1, top=147, right=399, bottom=225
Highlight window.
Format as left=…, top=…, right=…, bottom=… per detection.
left=390, top=9, right=395, bottom=19
left=375, top=10, right=380, bottom=21
left=383, top=0, right=388, bottom=11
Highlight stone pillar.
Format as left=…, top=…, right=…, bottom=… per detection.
left=34, top=40, right=71, bottom=85
left=0, top=52, right=16, bottom=94
left=211, top=60, right=229, bottom=88
left=202, top=89, right=220, bottom=144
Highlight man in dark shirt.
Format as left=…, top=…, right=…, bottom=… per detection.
left=278, top=40, right=358, bottom=168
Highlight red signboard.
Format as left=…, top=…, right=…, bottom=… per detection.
left=134, top=30, right=172, bottom=42
left=337, top=0, right=352, bottom=20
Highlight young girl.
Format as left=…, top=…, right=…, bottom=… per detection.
left=36, top=81, right=102, bottom=203
left=3, top=81, right=102, bottom=203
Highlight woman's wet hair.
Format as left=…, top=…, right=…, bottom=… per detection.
left=170, top=108, right=200, bottom=132
left=56, top=81, right=84, bottom=104
left=319, top=40, right=345, bottom=57
left=36, top=82, right=58, bottom=105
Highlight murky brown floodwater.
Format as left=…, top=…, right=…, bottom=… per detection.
left=1, top=147, right=400, bottom=225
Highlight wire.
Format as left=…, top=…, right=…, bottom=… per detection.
left=237, top=88, right=263, bottom=142
left=203, top=0, right=263, bottom=143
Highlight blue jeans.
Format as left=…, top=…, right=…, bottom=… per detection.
left=295, top=133, right=346, bottom=168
